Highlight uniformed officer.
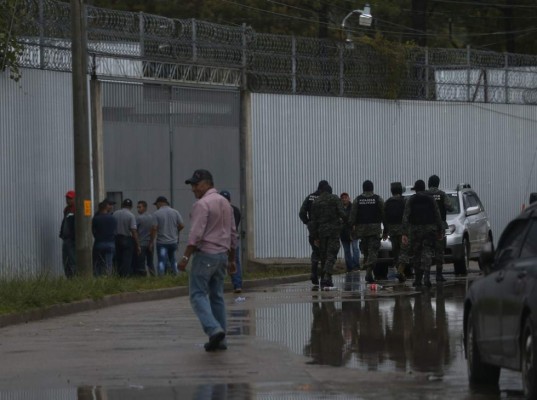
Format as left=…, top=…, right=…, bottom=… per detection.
left=383, top=182, right=407, bottom=282
left=300, top=180, right=328, bottom=286
left=402, top=180, right=443, bottom=288
left=310, top=182, right=347, bottom=289
left=426, top=175, right=454, bottom=282
left=350, top=180, right=385, bottom=283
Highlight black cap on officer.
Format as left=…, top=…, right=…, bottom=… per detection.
left=363, top=180, right=374, bottom=192
left=390, top=182, right=403, bottom=195
left=412, top=179, right=426, bottom=192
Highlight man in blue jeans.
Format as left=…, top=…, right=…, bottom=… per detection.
left=179, top=169, right=237, bottom=352
left=153, top=196, right=184, bottom=275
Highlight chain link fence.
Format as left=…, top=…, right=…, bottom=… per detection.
left=10, top=0, right=537, bottom=103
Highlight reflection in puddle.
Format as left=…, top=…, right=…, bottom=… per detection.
left=250, top=280, right=465, bottom=375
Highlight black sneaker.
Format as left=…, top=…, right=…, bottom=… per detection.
left=205, top=331, right=225, bottom=352
left=396, top=273, right=406, bottom=283
left=204, top=341, right=227, bottom=351
left=365, top=274, right=375, bottom=284
left=320, top=278, right=335, bottom=290
left=412, top=281, right=422, bottom=288
left=311, top=274, right=319, bottom=286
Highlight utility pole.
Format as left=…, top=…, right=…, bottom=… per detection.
left=71, top=0, right=93, bottom=278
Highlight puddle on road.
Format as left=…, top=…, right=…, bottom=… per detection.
left=225, top=274, right=526, bottom=398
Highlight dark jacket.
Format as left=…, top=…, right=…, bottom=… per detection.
left=59, top=206, right=75, bottom=241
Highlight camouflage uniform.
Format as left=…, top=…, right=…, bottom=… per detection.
left=426, top=186, right=454, bottom=280
left=350, top=191, right=384, bottom=282
left=402, top=192, right=443, bottom=287
left=311, top=192, right=347, bottom=286
left=383, top=194, right=407, bottom=278
left=299, top=190, right=321, bottom=283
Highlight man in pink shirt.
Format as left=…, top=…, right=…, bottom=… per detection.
left=179, top=169, right=237, bottom=352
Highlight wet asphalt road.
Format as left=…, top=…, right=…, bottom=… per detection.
left=0, top=265, right=527, bottom=399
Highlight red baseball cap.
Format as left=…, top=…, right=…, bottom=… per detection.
left=65, top=190, right=75, bottom=199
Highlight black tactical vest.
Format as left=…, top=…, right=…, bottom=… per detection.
left=305, top=191, right=320, bottom=222
left=409, top=193, right=437, bottom=225
left=385, top=197, right=405, bottom=225
left=431, top=192, right=447, bottom=221
left=356, top=194, right=381, bottom=224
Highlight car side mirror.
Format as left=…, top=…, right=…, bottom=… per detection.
left=466, top=206, right=480, bottom=216
left=479, top=242, right=495, bottom=274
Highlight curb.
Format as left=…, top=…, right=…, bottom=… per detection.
left=0, top=274, right=309, bottom=329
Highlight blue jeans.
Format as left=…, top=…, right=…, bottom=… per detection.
left=93, top=241, right=115, bottom=276
left=341, top=239, right=360, bottom=271
left=189, top=251, right=227, bottom=337
left=156, top=243, right=178, bottom=275
left=231, top=244, right=242, bottom=289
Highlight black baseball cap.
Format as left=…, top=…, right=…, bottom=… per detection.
left=411, top=179, right=426, bottom=191
left=185, top=169, right=213, bottom=184
left=153, top=196, right=169, bottom=205
left=122, top=198, right=133, bottom=207
left=219, top=190, right=231, bottom=201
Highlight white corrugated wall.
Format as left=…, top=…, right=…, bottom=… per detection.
left=0, top=69, right=73, bottom=278
left=250, top=93, right=537, bottom=259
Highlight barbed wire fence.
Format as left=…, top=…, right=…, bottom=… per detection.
left=9, top=0, right=537, bottom=104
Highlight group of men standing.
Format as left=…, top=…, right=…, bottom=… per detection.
left=59, top=188, right=242, bottom=292
left=300, top=175, right=453, bottom=290
left=60, top=193, right=184, bottom=277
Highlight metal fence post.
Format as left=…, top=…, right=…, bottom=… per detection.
left=139, top=12, right=144, bottom=57
left=425, top=47, right=429, bottom=100
left=466, top=45, right=471, bottom=101
left=241, top=23, right=247, bottom=90
left=339, top=43, right=344, bottom=97
left=39, top=0, right=45, bottom=69
left=504, top=52, right=509, bottom=104
left=192, top=18, right=197, bottom=63
left=291, top=35, right=296, bottom=94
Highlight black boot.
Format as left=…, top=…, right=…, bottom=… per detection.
left=424, top=271, right=432, bottom=288
left=310, top=262, right=319, bottom=286
left=412, top=270, right=423, bottom=288
left=321, top=274, right=334, bottom=290
left=436, top=264, right=446, bottom=282
left=396, top=264, right=407, bottom=283
left=365, top=267, right=375, bottom=283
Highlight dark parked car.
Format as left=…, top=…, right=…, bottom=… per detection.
left=464, top=202, right=537, bottom=399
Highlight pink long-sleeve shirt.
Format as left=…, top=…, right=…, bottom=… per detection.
left=187, top=188, right=237, bottom=254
